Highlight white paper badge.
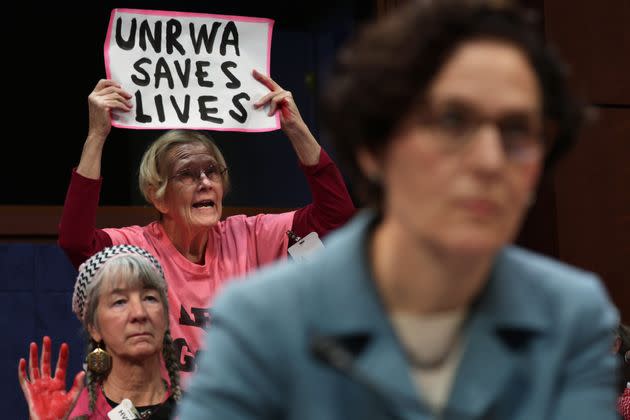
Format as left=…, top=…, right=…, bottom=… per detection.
left=288, top=231, right=325, bottom=262
left=107, top=398, right=139, bottom=420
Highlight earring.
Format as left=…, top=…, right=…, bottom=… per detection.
left=87, top=342, right=111, bottom=374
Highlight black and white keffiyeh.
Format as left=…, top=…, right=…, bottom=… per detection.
left=72, top=245, right=165, bottom=321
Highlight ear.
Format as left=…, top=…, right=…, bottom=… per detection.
left=356, top=147, right=383, bottom=183
left=148, top=185, right=169, bottom=215
left=87, top=324, right=102, bottom=343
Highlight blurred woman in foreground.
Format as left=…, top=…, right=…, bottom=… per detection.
left=179, top=1, right=619, bottom=419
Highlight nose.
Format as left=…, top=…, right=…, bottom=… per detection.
left=197, top=169, right=217, bottom=187
left=467, top=123, right=507, bottom=174
left=128, top=296, right=149, bottom=322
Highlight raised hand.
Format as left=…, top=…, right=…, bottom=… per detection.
left=87, top=79, right=132, bottom=140
left=18, top=336, right=85, bottom=420
left=252, top=69, right=321, bottom=165
left=252, top=70, right=307, bottom=134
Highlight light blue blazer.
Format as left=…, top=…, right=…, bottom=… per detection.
left=178, top=211, right=619, bottom=420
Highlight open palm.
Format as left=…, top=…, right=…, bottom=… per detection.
left=18, top=336, right=85, bottom=420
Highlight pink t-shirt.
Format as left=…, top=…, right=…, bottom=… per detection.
left=103, top=212, right=294, bottom=383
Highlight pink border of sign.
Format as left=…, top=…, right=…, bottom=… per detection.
left=104, top=8, right=279, bottom=132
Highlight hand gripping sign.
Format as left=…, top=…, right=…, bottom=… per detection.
left=105, top=9, right=279, bottom=132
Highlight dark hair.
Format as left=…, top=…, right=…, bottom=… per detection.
left=322, top=0, right=583, bottom=207
left=617, top=323, right=630, bottom=393
left=618, top=324, right=630, bottom=355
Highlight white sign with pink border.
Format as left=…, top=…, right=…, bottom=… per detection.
left=105, top=8, right=278, bottom=132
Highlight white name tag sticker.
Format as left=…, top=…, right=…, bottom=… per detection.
left=288, top=231, right=325, bottom=262
left=108, top=398, right=139, bottom=420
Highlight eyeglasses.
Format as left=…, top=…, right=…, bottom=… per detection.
left=168, top=163, right=227, bottom=185
left=417, top=102, right=546, bottom=164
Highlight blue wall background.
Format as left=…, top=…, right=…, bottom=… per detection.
left=1, top=245, right=82, bottom=419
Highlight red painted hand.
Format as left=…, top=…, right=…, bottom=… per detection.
left=18, top=336, right=85, bottom=420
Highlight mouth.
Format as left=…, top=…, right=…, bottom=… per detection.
left=459, top=198, right=500, bottom=217
left=128, top=332, right=153, bottom=338
left=192, top=199, right=216, bottom=209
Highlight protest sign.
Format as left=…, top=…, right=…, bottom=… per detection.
left=105, top=9, right=278, bottom=131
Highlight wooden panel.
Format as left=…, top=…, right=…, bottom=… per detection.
left=545, top=1, right=630, bottom=104
left=515, top=173, right=559, bottom=258
left=0, top=206, right=293, bottom=242
left=553, top=108, right=630, bottom=318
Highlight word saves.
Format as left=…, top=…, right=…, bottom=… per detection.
left=116, top=18, right=250, bottom=124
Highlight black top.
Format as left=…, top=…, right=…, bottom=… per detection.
left=105, top=394, right=177, bottom=419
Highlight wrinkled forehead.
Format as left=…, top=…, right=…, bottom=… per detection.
left=165, top=143, right=217, bottom=171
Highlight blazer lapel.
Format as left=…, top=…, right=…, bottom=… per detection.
left=352, top=324, right=432, bottom=419
left=445, top=248, right=549, bottom=419
left=307, top=211, right=428, bottom=419
left=445, top=313, right=520, bottom=418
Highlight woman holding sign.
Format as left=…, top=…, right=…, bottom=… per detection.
left=58, top=70, right=355, bottom=382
